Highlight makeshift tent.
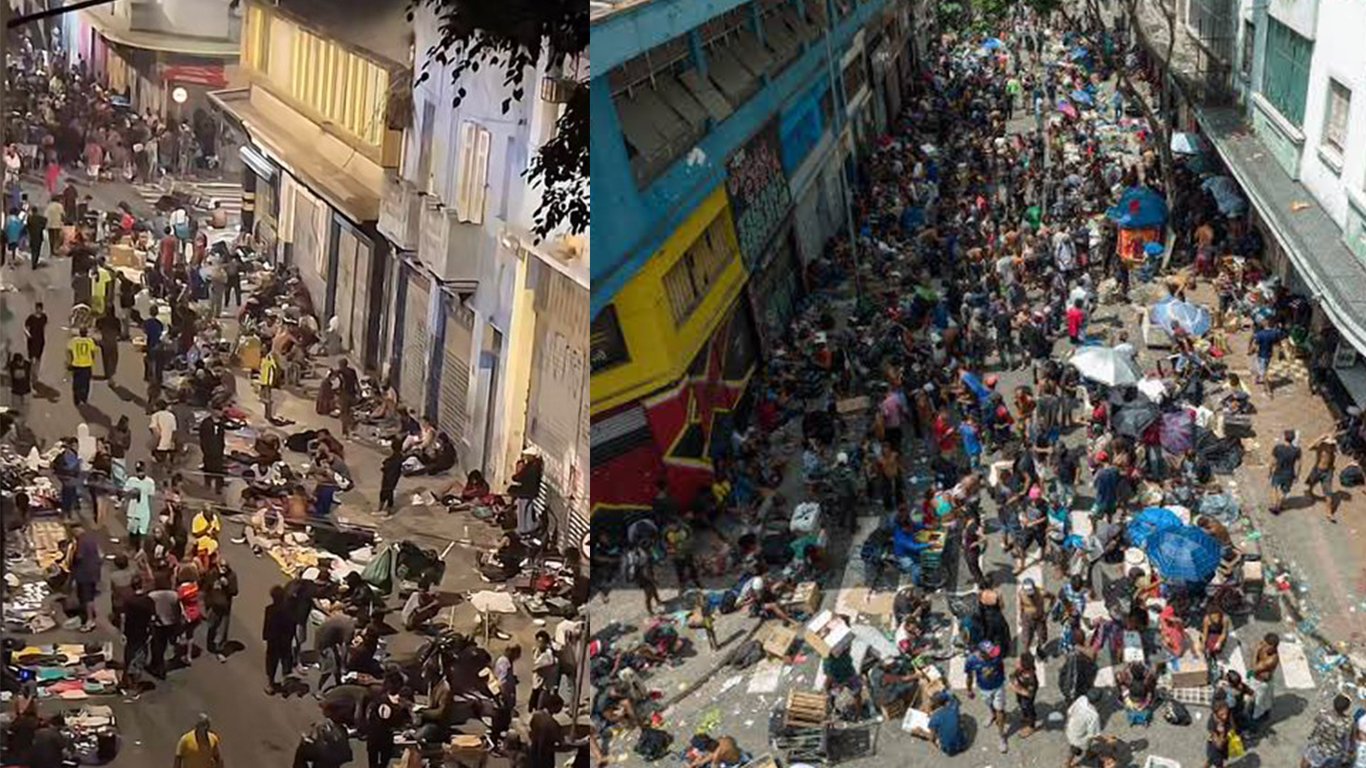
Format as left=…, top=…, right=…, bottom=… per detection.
left=1145, top=526, right=1222, bottom=586
left=1150, top=297, right=1213, bottom=337
left=1128, top=507, right=1183, bottom=549
left=1107, top=187, right=1169, bottom=230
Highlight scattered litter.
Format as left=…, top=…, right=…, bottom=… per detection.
left=719, top=675, right=743, bottom=695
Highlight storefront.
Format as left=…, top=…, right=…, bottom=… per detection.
left=279, top=173, right=333, bottom=317
left=237, top=143, right=279, bottom=258
left=328, top=215, right=381, bottom=368
left=432, top=290, right=476, bottom=448
left=393, top=261, right=435, bottom=414
left=747, top=225, right=802, bottom=350
left=525, top=258, right=591, bottom=547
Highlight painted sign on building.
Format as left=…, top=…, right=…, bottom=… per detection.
left=725, top=119, right=792, bottom=271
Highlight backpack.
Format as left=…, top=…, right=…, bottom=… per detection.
left=177, top=582, right=202, bottom=623
left=307, top=719, right=353, bottom=765
left=634, top=728, right=672, bottom=761
left=1341, top=465, right=1365, bottom=488
left=1162, top=698, right=1192, bottom=726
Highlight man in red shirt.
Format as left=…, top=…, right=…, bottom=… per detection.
left=1065, top=300, right=1086, bottom=344
left=158, top=226, right=178, bottom=277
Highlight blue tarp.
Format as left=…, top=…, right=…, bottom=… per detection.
left=1151, top=297, right=1213, bottom=336
left=982, top=37, right=1005, bottom=50
left=1107, top=186, right=1169, bottom=230
left=1145, top=526, right=1222, bottom=585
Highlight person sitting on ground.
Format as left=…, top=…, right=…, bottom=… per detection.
left=479, top=532, right=528, bottom=582
left=911, top=691, right=968, bottom=756
left=686, top=735, right=742, bottom=768
left=440, top=469, right=491, bottom=508
left=403, top=429, right=457, bottom=476
left=401, top=580, right=442, bottom=632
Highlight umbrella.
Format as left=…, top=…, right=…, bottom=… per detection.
left=1150, top=297, right=1213, bottom=337
left=1069, top=346, right=1143, bottom=387
left=1170, top=132, right=1207, bottom=155
left=1107, top=186, right=1169, bottom=230
left=1070, top=89, right=1094, bottom=106
left=982, top=37, right=1005, bottom=50
left=1202, top=176, right=1248, bottom=217
left=1144, top=526, right=1223, bottom=585
left=1128, top=507, right=1183, bottom=549
left=1057, top=100, right=1079, bottom=120
left=1160, top=410, right=1195, bottom=454
left=1144, top=241, right=1165, bottom=257
left=1112, top=401, right=1161, bottom=438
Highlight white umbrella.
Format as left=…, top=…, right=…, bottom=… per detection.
left=1069, top=346, right=1143, bottom=386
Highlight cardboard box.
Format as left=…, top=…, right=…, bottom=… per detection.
left=1171, top=631, right=1209, bottom=687
left=1242, top=560, right=1264, bottom=586
left=760, top=623, right=798, bottom=659
left=786, top=582, right=823, bottom=615
left=109, top=243, right=139, bottom=269
left=805, top=610, right=853, bottom=657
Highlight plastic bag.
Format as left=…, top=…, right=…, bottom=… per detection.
left=1227, top=730, right=1245, bottom=759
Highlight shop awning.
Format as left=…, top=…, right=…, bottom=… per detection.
left=79, top=10, right=239, bottom=57
left=1196, top=105, right=1366, bottom=355
left=208, top=87, right=383, bottom=224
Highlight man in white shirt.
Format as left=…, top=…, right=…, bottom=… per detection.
left=1065, top=692, right=1105, bottom=768
left=529, top=630, right=559, bottom=711
left=149, top=400, right=177, bottom=471
left=1113, top=330, right=1137, bottom=364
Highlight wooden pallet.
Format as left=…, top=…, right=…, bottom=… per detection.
left=784, top=690, right=829, bottom=729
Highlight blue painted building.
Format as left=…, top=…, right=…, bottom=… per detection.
left=590, top=0, right=918, bottom=516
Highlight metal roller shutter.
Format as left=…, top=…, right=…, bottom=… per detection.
left=525, top=262, right=589, bottom=547
left=437, top=297, right=475, bottom=444
left=334, top=227, right=358, bottom=351
left=399, top=268, right=431, bottom=412
left=291, top=189, right=328, bottom=319
left=351, top=243, right=375, bottom=367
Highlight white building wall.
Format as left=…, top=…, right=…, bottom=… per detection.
left=1296, top=0, right=1366, bottom=229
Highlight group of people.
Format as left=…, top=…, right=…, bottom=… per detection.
left=593, top=7, right=1366, bottom=768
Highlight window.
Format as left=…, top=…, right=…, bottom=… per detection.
left=455, top=121, right=491, bottom=225
left=1240, top=20, right=1254, bottom=78
left=1261, top=18, right=1313, bottom=127
left=1323, top=80, right=1351, bottom=155
left=662, top=215, right=734, bottom=325
left=590, top=305, right=631, bottom=373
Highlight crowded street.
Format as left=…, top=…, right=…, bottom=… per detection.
left=590, top=2, right=1366, bottom=767
left=1, top=3, right=591, bottom=766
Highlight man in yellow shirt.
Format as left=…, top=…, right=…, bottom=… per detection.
left=66, top=327, right=97, bottom=405
left=174, top=714, right=223, bottom=768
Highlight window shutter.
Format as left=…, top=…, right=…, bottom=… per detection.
left=454, top=121, right=476, bottom=216
left=469, top=125, right=491, bottom=225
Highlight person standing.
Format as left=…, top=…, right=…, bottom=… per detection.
left=378, top=441, right=403, bottom=515
left=1249, top=321, right=1286, bottom=398
left=122, top=462, right=155, bottom=554
left=1306, top=432, right=1340, bottom=522
left=25, top=203, right=46, bottom=270
left=7, top=352, right=32, bottom=416
left=202, top=559, right=237, bottom=662
left=173, top=714, right=223, bottom=768
left=1248, top=633, right=1280, bottom=730
left=1269, top=430, right=1301, bottom=515
left=529, top=630, right=559, bottom=712
left=66, top=326, right=97, bottom=405
left=314, top=606, right=356, bottom=693
left=69, top=522, right=102, bottom=632
left=1011, top=652, right=1040, bottom=739
left=198, top=410, right=226, bottom=494
left=334, top=358, right=359, bottom=438
left=25, top=303, right=47, bottom=372
left=364, top=689, right=409, bottom=768
left=44, top=196, right=63, bottom=259
left=96, top=310, right=119, bottom=381
left=259, top=349, right=281, bottom=422
left=964, top=641, right=1010, bottom=754
left=150, top=400, right=178, bottom=472
left=510, top=446, right=545, bottom=536
left=119, top=576, right=154, bottom=697
left=491, top=644, right=521, bottom=746
left=263, top=584, right=295, bottom=694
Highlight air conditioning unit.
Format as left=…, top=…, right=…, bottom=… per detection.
left=540, top=76, right=579, bottom=104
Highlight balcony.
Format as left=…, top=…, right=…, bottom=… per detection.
left=377, top=172, right=421, bottom=252
left=130, top=0, right=240, bottom=42
left=418, top=201, right=485, bottom=291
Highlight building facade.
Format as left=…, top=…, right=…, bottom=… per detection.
left=62, top=0, right=241, bottom=118
left=208, top=0, right=408, bottom=376
left=590, top=0, right=914, bottom=525
left=377, top=4, right=591, bottom=547
left=1154, top=0, right=1366, bottom=404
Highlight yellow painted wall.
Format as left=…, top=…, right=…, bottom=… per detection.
left=591, top=185, right=748, bottom=415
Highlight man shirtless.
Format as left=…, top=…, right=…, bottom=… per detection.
left=1306, top=433, right=1340, bottom=521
